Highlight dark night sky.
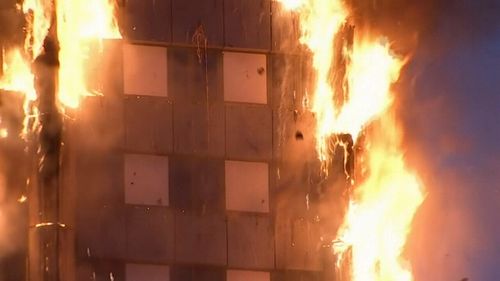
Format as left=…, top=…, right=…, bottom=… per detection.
left=401, top=0, right=500, bottom=280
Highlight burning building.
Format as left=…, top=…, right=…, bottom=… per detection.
left=0, top=0, right=425, bottom=281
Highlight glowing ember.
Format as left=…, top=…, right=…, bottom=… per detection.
left=277, top=0, right=425, bottom=280
left=0, top=129, right=8, bottom=139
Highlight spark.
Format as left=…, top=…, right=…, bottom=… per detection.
left=17, top=195, right=27, bottom=203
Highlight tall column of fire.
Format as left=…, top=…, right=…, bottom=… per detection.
left=0, top=0, right=121, bottom=280
left=278, top=1, right=425, bottom=281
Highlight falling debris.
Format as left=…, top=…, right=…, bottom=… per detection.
left=17, top=195, right=27, bottom=203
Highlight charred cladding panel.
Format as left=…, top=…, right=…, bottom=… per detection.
left=172, top=0, right=224, bottom=46
left=121, top=0, right=172, bottom=42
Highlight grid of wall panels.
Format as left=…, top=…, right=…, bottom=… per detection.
left=74, top=1, right=334, bottom=280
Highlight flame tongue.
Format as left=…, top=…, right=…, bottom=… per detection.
left=336, top=115, right=424, bottom=281
left=0, top=0, right=121, bottom=136
left=278, top=1, right=424, bottom=280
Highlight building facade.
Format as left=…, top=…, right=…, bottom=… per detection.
left=3, top=0, right=350, bottom=280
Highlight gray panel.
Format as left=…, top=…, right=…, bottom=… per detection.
left=76, top=206, right=127, bottom=259
left=173, top=102, right=225, bottom=156
left=126, top=206, right=174, bottom=262
left=121, top=0, right=171, bottom=42
left=76, top=149, right=124, bottom=208
left=168, top=47, right=223, bottom=103
left=226, top=104, right=272, bottom=161
left=170, top=266, right=225, bottom=281
left=271, top=2, right=301, bottom=52
left=227, top=214, right=274, bottom=269
left=169, top=156, right=225, bottom=213
left=175, top=212, right=227, bottom=265
left=224, top=0, right=271, bottom=50
left=275, top=216, right=322, bottom=271
left=171, top=0, right=224, bottom=46
left=124, top=96, right=173, bottom=154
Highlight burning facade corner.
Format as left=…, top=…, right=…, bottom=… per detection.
left=1, top=0, right=121, bottom=280
left=277, top=0, right=425, bottom=280
left=0, top=0, right=429, bottom=280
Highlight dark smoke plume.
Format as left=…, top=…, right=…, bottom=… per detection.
left=347, top=0, right=500, bottom=55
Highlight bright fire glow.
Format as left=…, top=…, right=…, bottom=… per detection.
left=288, top=0, right=348, bottom=162
left=0, top=128, right=8, bottom=139
left=327, top=39, right=403, bottom=141
left=279, top=0, right=305, bottom=10
left=277, top=0, right=425, bottom=280
left=0, top=50, right=38, bottom=137
left=57, top=0, right=121, bottom=108
left=335, top=115, right=425, bottom=281
left=0, top=50, right=36, bottom=100
left=0, top=0, right=121, bottom=137
left=23, top=0, right=52, bottom=58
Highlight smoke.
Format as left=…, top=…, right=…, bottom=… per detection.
left=0, top=92, right=28, bottom=262
left=0, top=1, right=30, bottom=266
left=0, top=165, right=27, bottom=257
left=0, top=2, right=25, bottom=48
left=347, top=0, right=500, bottom=56
left=367, top=0, right=500, bottom=279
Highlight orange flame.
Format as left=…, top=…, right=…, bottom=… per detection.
left=56, top=0, right=121, bottom=108
left=0, top=0, right=121, bottom=137
left=0, top=50, right=36, bottom=100
left=23, top=0, right=52, bottom=58
left=0, top=49, right=38, bottom=137
left=330, top=38, right=403, bottom=140
left=278, top=1, right=425, bottom=280
left=335, top=114, right=425, bottom=281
